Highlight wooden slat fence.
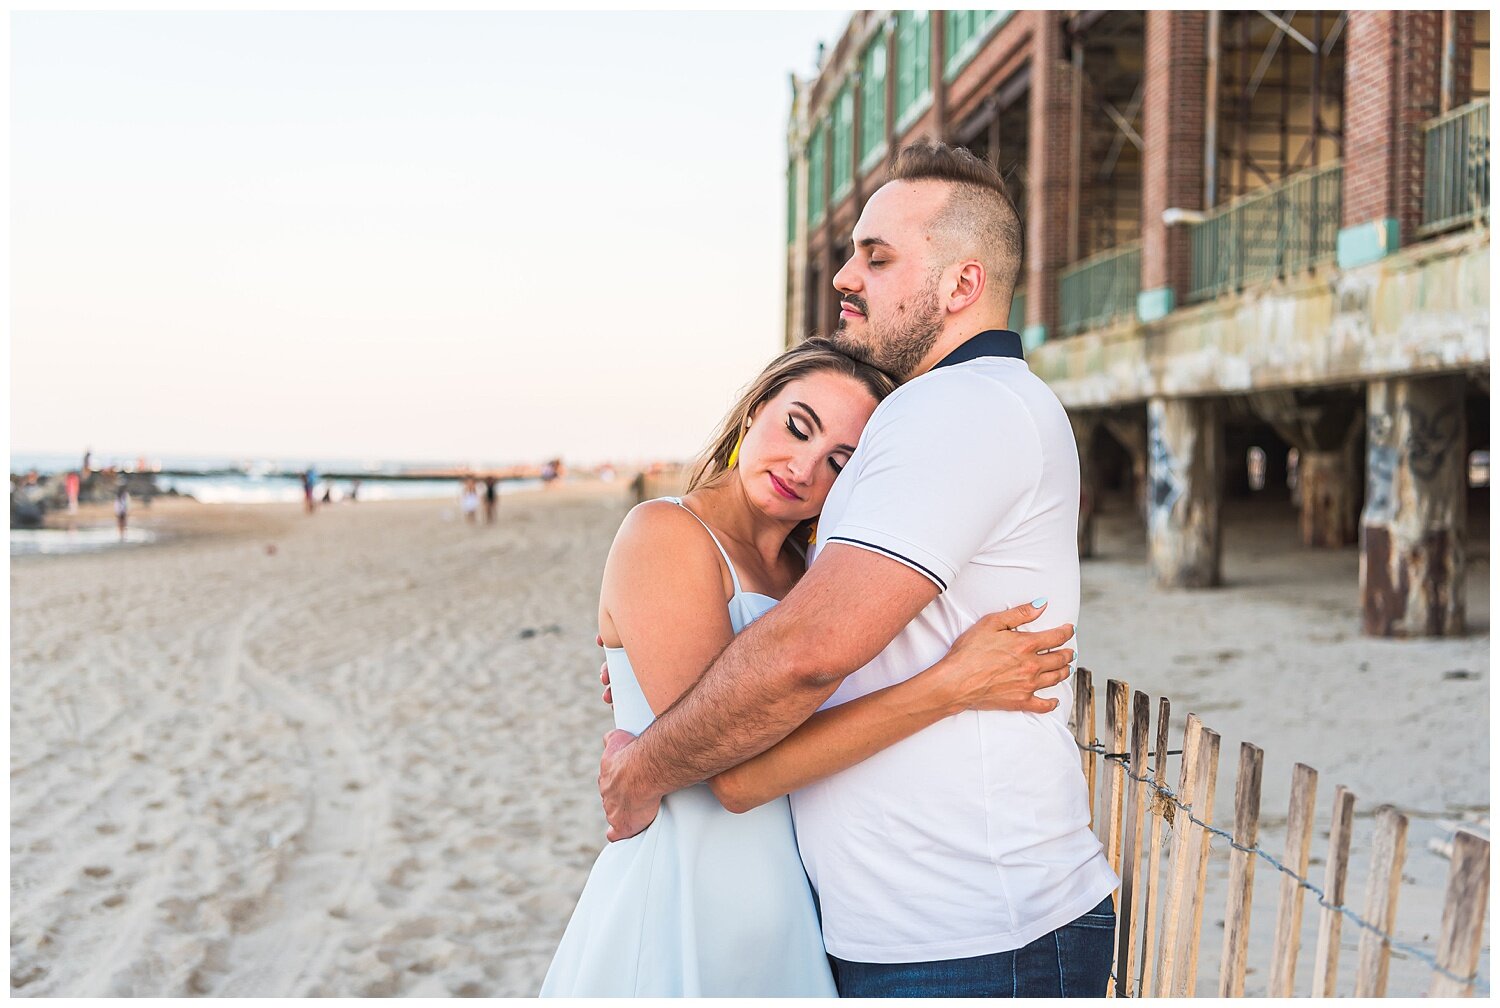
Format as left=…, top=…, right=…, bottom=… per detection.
left=1068, top=667, right=1490, bottom=998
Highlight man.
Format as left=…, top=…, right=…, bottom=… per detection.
left=599, top=140, right=1117, bottom=997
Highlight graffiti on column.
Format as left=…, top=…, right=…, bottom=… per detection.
left=1365, top=411, right=1396, bottom=523
left=1404, top=402, right=1459, bottom=482
left=1147, top=419, right=1183, bottom=530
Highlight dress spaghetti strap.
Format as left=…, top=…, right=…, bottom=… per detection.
left=661, top=496, right=744, bottom=596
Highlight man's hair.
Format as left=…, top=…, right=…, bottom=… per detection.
left=888, top=139, right=1023, bottom=300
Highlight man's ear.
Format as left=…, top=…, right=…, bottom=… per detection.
left=946, top=260, right=986, bottom=314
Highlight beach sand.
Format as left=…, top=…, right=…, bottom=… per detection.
left=10, top=486, right=1488, bottom=996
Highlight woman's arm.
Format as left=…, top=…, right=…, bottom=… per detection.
left=598, top=501, right=738, bottom=714
left=708, top=603, right=1073, bottom=813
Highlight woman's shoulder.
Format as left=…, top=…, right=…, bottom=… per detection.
left=604, top=498, right=730, bottom=600
left=613, top=498, right=720, bottom=560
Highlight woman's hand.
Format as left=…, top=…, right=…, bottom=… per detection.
left=927, top=601, right=1075, bottom=716
left=596, top=634, right=612, bottom=705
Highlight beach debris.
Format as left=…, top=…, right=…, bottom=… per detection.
left=1442, top=668, right=1480, bottom=680
left=265, top=544, right=278, bottom=556
left=518, top=624, right=563, bottom=639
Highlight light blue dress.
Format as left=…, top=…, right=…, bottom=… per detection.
left=541, top=499, right=836, bottom=997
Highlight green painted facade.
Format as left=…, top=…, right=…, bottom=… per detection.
left=1137, top=286, right=1175, bottom=323
left=894, top=11, right=931, bottom=132
left=1336, top=218, right=1401, bottom=269
left=806, top=121, right=826, bottom=226
left=943, top=10, right=1010, bottom=81
left=831, top=83, right=855, bottom=202
left=859, top=36, right=887, bottom=172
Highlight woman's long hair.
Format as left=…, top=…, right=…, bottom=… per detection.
left=685, top=338, right=897, bottom=544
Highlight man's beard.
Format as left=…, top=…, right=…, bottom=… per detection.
left=830, top=272, right=944, bottom=382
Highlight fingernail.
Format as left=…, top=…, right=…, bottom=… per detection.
left=1031, top=597, right=1048, bottom=608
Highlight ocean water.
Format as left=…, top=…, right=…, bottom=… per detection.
left=11, top=526, right=157, bottom=556
left=153, top=474, right=543, bottom=505
left=10, top=451, right=546, bottom=505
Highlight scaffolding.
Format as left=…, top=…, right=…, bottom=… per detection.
left=1212, top=11, right=1347, bottom=204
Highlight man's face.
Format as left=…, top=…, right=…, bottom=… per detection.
left=828, top=180, right=951, bottom=380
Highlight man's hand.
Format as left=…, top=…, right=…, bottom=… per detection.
left=598, top=729, right=662, bottom=841
left=928, top=601, right=1076, bottom=715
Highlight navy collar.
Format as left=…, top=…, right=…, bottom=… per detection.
left=932, top=329, right=1025, bottom=370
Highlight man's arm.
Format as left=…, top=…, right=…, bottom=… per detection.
left=598, top=543, right=937, bottom=840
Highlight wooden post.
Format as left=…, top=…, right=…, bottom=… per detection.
left=1137, top=697, right=1171, bottom=997
left=1218, top=742, right=1263, bottom=997
left=1115, top=690, right=1152, bottom=997
left=1154, top=713, right=1202, bottom=996
left=1353, top=805, right=1409, bottom=997
left=1099, top=679, right=1129, bottom=999
left=1072, top=666, right=1098, bottom=826
left=1103, top=679, right=1130, bottom=877
left=1428, top=829, right=1490, bottom=997
left=1181, top=727, right=1221, bottom=994
left=1269, top=763, right=1319, bottom=996
left=1311, top=785, right=1358, bottom=996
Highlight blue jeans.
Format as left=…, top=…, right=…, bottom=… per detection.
left=828, top=896, right=1116, bottom=998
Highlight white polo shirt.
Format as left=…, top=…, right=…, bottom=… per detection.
left=789, top=330, right=1118, bottom=964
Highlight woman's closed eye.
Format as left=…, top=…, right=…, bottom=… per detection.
left=788, top=416, right=849, bottom=475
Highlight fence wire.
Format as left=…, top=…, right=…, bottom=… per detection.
left=1076, top=740, right=1489, bottom=996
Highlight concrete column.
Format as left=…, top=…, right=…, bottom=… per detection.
left=1148, top=397, right=1222, bottom=588
left=1250, top=391, right=1363, bottom=547
left=1339, top=11, right=1444, bottom=268
left=1071, top=413, right=1099, bottom=559
left=1299, top=452, right=1359, bottom=548
left=1360, top=376, right=1467, bottom=637
left=1023, top=12, right=1076, bottom=351
left=1102, top=414, right=1149, bottom=522
left=1138, top=11, right=1207, bottom=322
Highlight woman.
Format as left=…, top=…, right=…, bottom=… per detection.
left=541, top=339, right=1072, bottom=997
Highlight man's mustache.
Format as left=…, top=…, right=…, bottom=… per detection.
left=841, top=294, right=869, bottom=316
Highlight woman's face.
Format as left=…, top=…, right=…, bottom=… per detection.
left=736, top=371, right=880, bottom=523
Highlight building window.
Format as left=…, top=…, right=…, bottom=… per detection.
left=831, top=83, right=855, bottom=202
left=944, top=11, right=1011, bottom=82
left=895, top=10, right=932, bottom=133
left=859, top=37, right=888, bottom=172
left=807, top=121, right=826, bottom=226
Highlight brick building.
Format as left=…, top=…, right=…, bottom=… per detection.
left=785, top=11, right=1489, bottom=638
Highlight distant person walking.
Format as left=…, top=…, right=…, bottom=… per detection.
left=460, top=477, right=480, bottom=524
left=349, top=479, right=361, bottom=503
left=483, top=476, right=498, bottom=524
left=302, top=468, right=317, bottom=514
left=541, top=458, right=565, bottom=489
left=114, top=484, right=129, bottom=540
left=64, top=471, right=80, bottom=515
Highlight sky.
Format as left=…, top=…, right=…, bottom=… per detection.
left=10, top=10, right=853, bottom=468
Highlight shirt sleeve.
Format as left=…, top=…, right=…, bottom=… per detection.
left=822, top=370, right=1044, bottom=591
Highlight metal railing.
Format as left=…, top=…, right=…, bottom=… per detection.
left=1420, top=99, right=1490, bottom=236
left=1188, top=163, right=1342, bottom=304
left=1058, top=241, right=1141, bottom=336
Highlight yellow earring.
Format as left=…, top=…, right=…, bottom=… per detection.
left=727, top=434, right=744, bottom=469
